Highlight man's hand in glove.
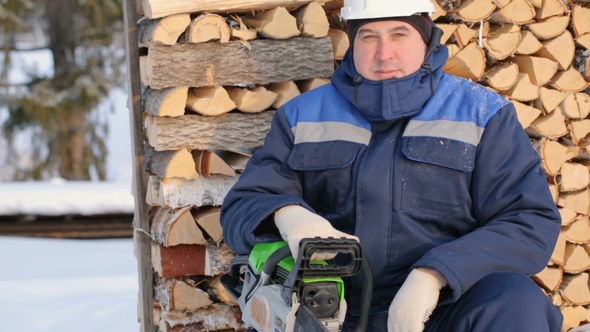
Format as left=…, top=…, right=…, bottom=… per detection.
left=274, top=205, right=358, bottom=260
left=388, top=268, right=447, bottom=332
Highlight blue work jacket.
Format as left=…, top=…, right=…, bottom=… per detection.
left=221, top=44, right=561, bottom=315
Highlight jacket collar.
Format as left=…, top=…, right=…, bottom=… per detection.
left=331, top=44, right=449, bottom=122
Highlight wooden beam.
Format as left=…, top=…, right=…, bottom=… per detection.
left=123, top=0, right=154, bottom=330
left=146, top=37, right=334, bottom=89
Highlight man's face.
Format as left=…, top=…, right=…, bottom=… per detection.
left=353, top=20, right=427, bottom=81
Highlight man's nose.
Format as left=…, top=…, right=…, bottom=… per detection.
left=376, top=40, right=394, bottom=61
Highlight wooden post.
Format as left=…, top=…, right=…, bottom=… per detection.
left=123, top=0, right=154, bottom=330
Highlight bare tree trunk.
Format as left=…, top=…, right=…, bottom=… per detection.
left=46, top=0, right=89, bottom=180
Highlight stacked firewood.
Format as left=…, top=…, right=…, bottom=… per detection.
left=431, top=1, right=590, bottom=330
left=132, top=0, right=590, bottom=330
left=136, top=0, right=339, bottom=330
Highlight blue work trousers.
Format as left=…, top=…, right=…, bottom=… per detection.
left=342, top=272, right=563, bottom=332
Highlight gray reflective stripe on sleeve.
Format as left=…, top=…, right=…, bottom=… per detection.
left=292, top=121, right=372, bottom=145
left=403, top=119, right=484, bottom=146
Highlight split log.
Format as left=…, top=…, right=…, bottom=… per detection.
left=185, top=86, right=236, bottom=116
left=211, top=149, right=252, bottom=173
left=564, top=243, right=590, bottom=274
left=562, top=306, right=590, bottom=332
left=560, top=207, right=578, bottom=227
left=490, top=0, right=535, bottom=25
left=570, top=120, right=590, bottom=144
left=328, top=28, right=349, bottom=60
left=267, top=81, right=301, bottom=108
left=537, top=139, right=578, bottom=176
left=535, top=30, right=575, bottom=71
left=192, top=207, right=223, bottom=243
left=560, top=93, right=590, bottom=120
left=550, top=68, right=590, bottom=93
left=533, top=266, right=563, bottom=292
left=572, top=4, right=590, bottom=37
left=526, top=108, right=567, bottom=138
left=452, top=24, right=478, bottom=48
left=146, top=174, right=239, bottom=208
left=528, top=15, right=571, bottom=40
left=192, top=150, right=236, bottom=177
left=150, top=206, right=207, bottom=246
left=155, top=277, right=212, bottom=311
left=511, top=55, right=558, bottom=86
left=454, top=0, right=496, bottom=22
left=145, top=111, right=274, bottom=151
left=558, top=189, right=590, bottom=215
left=138, top=14, right=191, bottom=47
left=207, top=275, right=238, bottom=305
left=429, top=0, right=446, bottom=20
left=158, top=304, right=246, bottom=332
left=483, top=62, right=519, bottom=91
left=446, top=44, right=461, bottom=58
left=577, top=34, right=590, bottom=51
left=226, top=85, right=278, bottom=113
left=229, top=15, right=257, bottom=41
left=511, top=100, right=542, bottom=128
left=527, top=0, right=542, bottom=8
left=444, top=42, right=485, bottom=81
left=503, top=73, right=540, bottom=102
left=535, top=87, right=568, bottom=113
left=151, top=241, right=234, bottom=278
left=140, top=55, right=149, bottom=86
left=185, top=13, right=231, bottom=44
left=483, top=24, right=520, bottom=61
left=146, top=147, right=199, bottom=180
left=146, top=37, right=334, bottom=89
left=549, top=183, right=559, bottom=204
left=437, top=23, right=459, bottom=45
left=242, top=7, right=300, bottom=40
left=293, top=2, right=330, bottom=38
left=296, top=77, right=330, bottom=93
left=534, top=0, right=567, bottom=20
left=551, top=232, right=567, bottom=266
left=142, top=0, right=333, bottom=19
left=152, top=242, right=206, bottom=278
left=515, top=30, right=543, bottom=55
left=563, top=216, right=590, bottom=244
left=143, top=87, right=188, bottom=117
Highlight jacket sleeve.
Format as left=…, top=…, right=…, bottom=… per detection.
left=413, top=103, right=561, bottom=303
left=220, top=108, right=311, bottom=255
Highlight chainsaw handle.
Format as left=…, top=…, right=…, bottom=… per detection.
left=296, top=237, right=362, bottom=278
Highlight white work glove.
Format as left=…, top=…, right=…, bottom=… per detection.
left=274, top=205, right=358, bottom=260
left=388, top=268, right=446, bottom=332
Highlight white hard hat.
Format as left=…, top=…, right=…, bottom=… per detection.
left=341, top=0, right=436, bottom=21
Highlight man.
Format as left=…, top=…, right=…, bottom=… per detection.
left=221, top=0, right=563, bottom=331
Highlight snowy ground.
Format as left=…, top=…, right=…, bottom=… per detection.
left=0, top=236, right=139, bottom=331
left=0, top=35, right=140, bottom=332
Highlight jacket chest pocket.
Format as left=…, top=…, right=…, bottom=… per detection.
left=288, top=141, right=362, bottom=214
left=401, top=136, right=475, bottom=219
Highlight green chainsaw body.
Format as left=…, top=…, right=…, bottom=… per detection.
left=221, top=237, right=364, bottom=332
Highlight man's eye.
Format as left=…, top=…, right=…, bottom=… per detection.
left=362, top=35, right=377, bottom=40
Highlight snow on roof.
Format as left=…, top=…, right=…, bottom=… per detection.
left=0, top=178, right=135, bottom=216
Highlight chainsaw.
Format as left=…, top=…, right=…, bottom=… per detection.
left=220, top=237, right=372, bottom=332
